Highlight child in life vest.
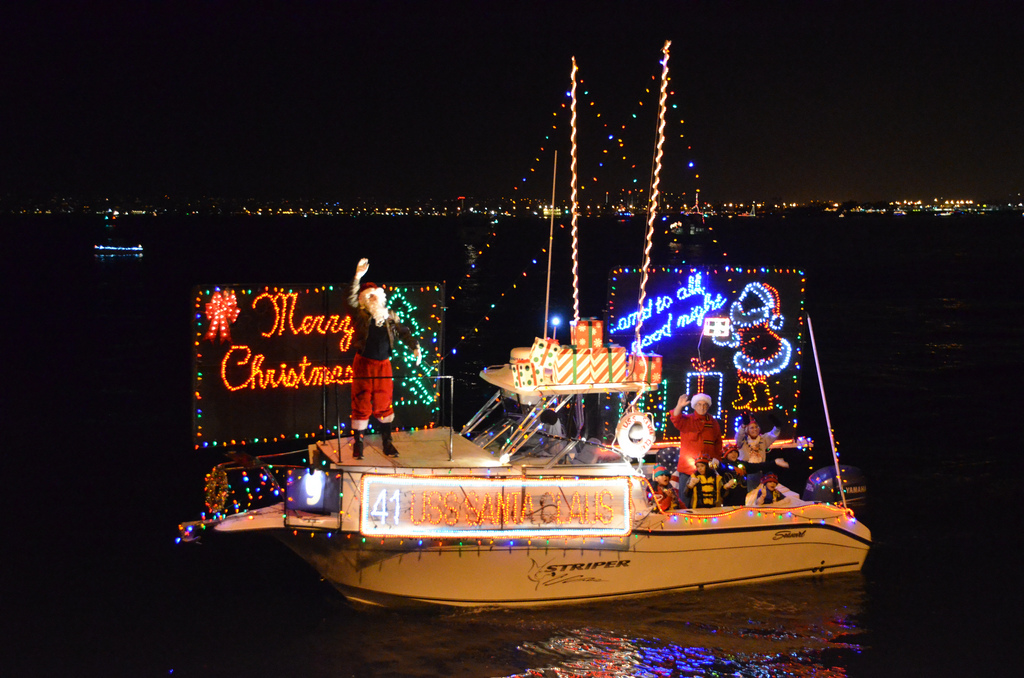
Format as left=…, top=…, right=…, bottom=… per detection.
left=686, top=456, right=723, bottom=508
left=719, top=446, right=747, bottom=507
left=650, top=465, right=680, bottom=512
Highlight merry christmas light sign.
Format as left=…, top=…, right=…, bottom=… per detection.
left=193, top=283, right=443, bottom=449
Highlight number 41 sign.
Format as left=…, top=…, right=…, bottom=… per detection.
left=360, top=475, right=632, bottom=539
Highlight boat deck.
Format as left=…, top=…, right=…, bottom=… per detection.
left=312, top=427, right=506, bottom=469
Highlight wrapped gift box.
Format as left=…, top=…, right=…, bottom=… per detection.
left=571, top=318, right=604, bottom=350
left=590, top=345, right=629, bottom=383
left=511, top=358, right=538, bottom=390
left=553, top=346, right=593, bottom=384
left=528, top=337, right=560, bottom=383
left=627, top=352, right=663, bottom=384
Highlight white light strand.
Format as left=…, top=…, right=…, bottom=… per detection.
left=570, top=57, right=581, bottom=324
left=633, top=40, right=671, bottom=354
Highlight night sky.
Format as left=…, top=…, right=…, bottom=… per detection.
left=3, top=0, right=1022, bottom=203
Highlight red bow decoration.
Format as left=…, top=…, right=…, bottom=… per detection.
left=205, top=290, right=241, bottom=343
left=690, top=357, right=716, bottom=372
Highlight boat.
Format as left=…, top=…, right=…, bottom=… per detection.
left=177, top=44, right=870, bottom=608
left=666, top=206, right=711, bottom=255
left=181, top=360, right=869, bottom=608
left=94, top=236, right=143, bottom=258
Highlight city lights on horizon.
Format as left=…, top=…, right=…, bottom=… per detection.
left=3, top=193, right=1021, bottom=218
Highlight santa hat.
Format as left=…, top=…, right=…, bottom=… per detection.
left=723, top=445, right=739, bottom=458
left=691, top=393, right=712, bottom=409
left=762, top=472, right=778, bottom=485
left=652, top=465, right=670, bottom=479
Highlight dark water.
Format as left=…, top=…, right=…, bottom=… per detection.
left=4, top=211, right=1020, bottom=676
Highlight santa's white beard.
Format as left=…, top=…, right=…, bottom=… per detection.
left=369, top=304, right=389, bottom=327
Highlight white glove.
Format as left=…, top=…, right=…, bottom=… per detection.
left=413, top=346, right=422, bottom=365
left=774, top=458, right=789, bottom=468
left=709, top=457, right=720, bottom=469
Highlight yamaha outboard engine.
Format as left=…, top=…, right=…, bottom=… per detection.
left=802, top=465, right=866, bottom=507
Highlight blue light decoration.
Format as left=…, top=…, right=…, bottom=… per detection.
left=712, top=281, right=792, bottom=411
left=606, top=267, right=805, bottom=439
left=685, top=358, right=725, bottom=419
left=610, top=271, right=727, bottom=352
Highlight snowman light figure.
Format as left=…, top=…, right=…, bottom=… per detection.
left=712, top=282, right=792, bottom=411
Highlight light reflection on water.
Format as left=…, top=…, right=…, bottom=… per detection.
left=256, top=573, right=865, bottom=677
left=386, top=574, right=865, bottom=678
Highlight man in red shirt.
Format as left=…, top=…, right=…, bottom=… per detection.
left=668, top=393, right=723, bottom=504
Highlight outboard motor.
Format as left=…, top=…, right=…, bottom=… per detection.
left=802, top=465, right=867, bottom=507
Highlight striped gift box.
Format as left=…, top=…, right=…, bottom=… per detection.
left=553, top=347, right=592, bottom=384
left=590, top=346, right=628, bottom=383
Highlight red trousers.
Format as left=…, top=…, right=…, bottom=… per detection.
left=351, top=354, right=394, bottom=426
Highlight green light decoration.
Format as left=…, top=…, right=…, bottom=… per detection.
left=387, top=284, right=441, bottom=416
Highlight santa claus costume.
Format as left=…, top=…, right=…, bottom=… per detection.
left=669, top=392, right=723, bottom=470
left=347, top=258, right=421, bottom=459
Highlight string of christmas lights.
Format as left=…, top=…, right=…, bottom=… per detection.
left=506, top=63, right=685, bottom=208
left=448, top=222, right=504, bottom=306
left=570, top=56, right=581, bottom=324
left=633, top=41, right=671, bottom=354
left=442, top=243, right=552, bottom=361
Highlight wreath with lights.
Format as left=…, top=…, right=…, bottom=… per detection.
left=204, top=466, right=230, bottom=518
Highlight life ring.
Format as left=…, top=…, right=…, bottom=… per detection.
left=615, top=410, right=656, bottom=459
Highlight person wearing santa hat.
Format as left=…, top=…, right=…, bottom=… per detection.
left=752, top=473, right=787, bottom=506
left=347, top=258, right=422, bottom=459
left=650, top=465, right=680, bottom=512
left=718, top=445, right=747, bottom=507
left=668, top=392, right=723, bottom=505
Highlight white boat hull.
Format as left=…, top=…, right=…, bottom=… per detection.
left=195, top=432, right=870, bottom=608
left=270, top=504, right=870, bottom=607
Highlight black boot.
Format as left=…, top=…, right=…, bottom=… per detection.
left=352, top=429, right=364, bottom=460
left=380, top=422, right=399, bottom=457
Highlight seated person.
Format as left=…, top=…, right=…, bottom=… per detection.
left=686, top=455, right=723, bottom=508
left=719, top=446, right=747, bottom=507
left=749, top=472, right=802, bottom=507
left=650, top=465, right=680, bottom=512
